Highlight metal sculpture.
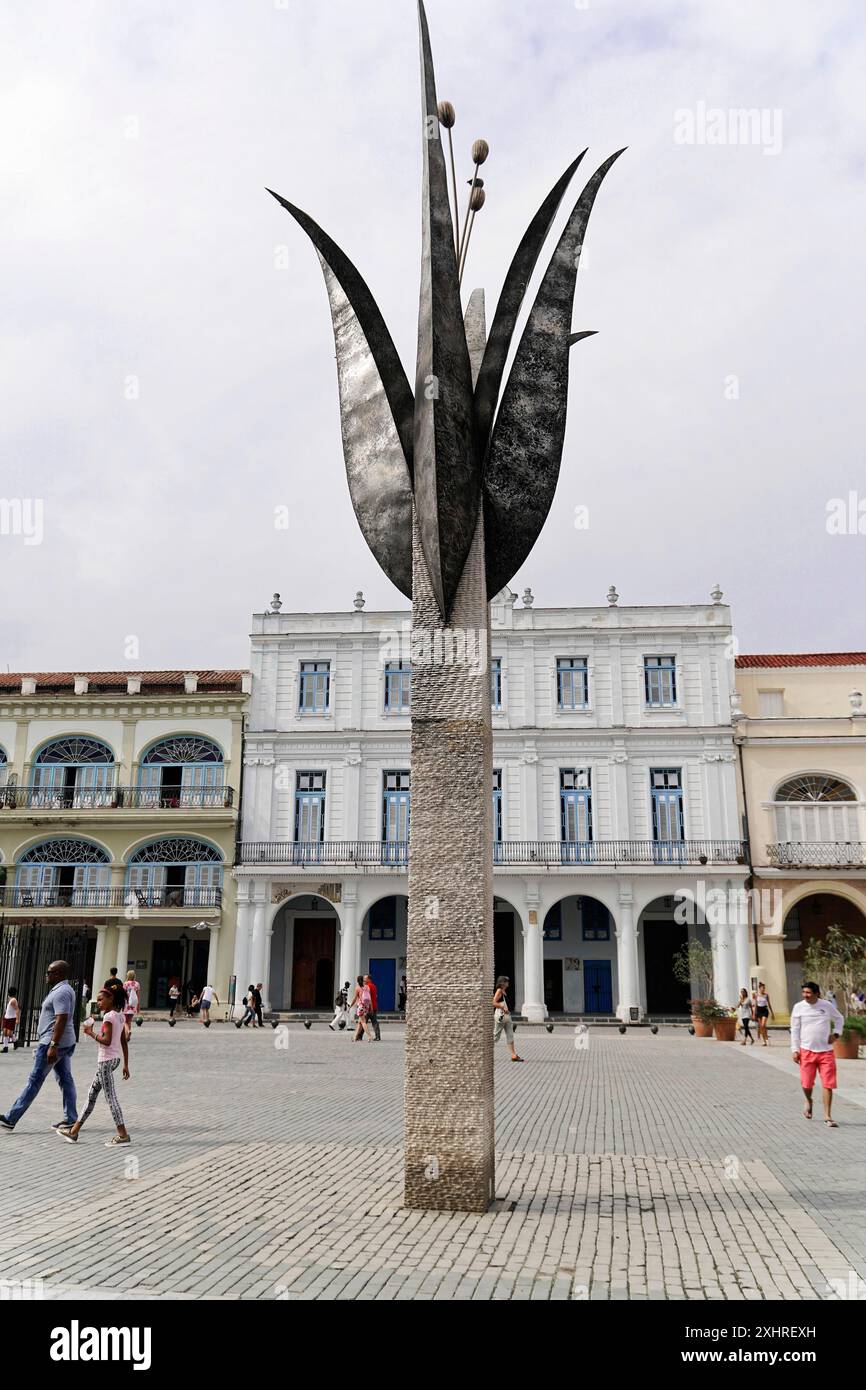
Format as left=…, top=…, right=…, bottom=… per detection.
left=271, top=0, right=622, bottom=1212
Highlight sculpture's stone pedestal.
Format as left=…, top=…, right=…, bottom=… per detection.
left=404, top=513, right=494, bottom=1212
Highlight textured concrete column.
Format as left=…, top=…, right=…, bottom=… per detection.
left=338, top=896, right=360, bottom=994
left=404, top=513, right=494, bottom=1212
left=615, top=893, right=640, bottom=1021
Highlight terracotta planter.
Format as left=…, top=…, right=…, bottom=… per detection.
left=691, top=1017, right=714, bottom=1038
left=713, top=1017, right=737, bottom=1042
left=833, top=1037, right=863, bottom=1061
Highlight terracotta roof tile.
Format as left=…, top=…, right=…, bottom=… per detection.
left=736, top=653, right=866, bottom=669
left=0, top=670, right=247, bottom=694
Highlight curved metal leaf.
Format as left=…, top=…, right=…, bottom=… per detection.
left=267, top=188, right=415, bottom=470
left=415, top=0, right=479, bottom=619
left=483, top=150, right=625, bottom=598
left=474, top=152, right=587, bottom=451
left=318, top=254, right=413, bottom=599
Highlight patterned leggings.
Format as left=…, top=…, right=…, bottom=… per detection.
left=78, top=1058, right=124, bottom=1129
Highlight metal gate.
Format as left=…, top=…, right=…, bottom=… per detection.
left=0, top=919, right=89, bottom=1047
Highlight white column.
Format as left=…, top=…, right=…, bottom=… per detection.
left=615, top=890, right=641, bottom=1021
left=232, top=885, right=253, bottom=1016
left=249, top=894, right=267, bottom=993
left=115, top=922, right=132, bottom=976
left=711, top=920, right=736, bottom=1008
left=91, top=924, right=109, bottom=996
left=206, top=923, right=221, bottom=987
left=730, top=884, right=750, bottom=996
left=262, top=927, right=274, bottom=1012
left=339, top=895, right=360, bottom=993
left=520, top=883, right=545, bottom=1022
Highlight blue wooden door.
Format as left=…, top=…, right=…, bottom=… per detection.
left=583, top=960, right=612, bottom=1014
left=369, top=958, right=396, bottom=1012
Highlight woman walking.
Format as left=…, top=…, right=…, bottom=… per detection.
left=122, top=970, right=140, bottom=1040
left=754, top=982, right=774, bottom=1045
left=493, top=977, right=524, bottom=1063
left=353, top=975, right=374, bottom=1042
left=58, top=986, right=131, bottom=1147
left=1, top=987, right=19, bottom=1053
left=168, top=981, right=181, bottom=1019
left=737, top=988, right=755, bottom=1045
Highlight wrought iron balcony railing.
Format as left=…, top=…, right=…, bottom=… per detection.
left=0, top=786, right=234, bottom=811
left=238, top=838, right=746, bottom=867
left=767, top=841, right=866, bottom=869
left=0, top=887, right=222, bottom=910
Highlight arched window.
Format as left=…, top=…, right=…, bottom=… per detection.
left=125, top=838, right=223, bottom=908
left=138, top=735, right=224, bottom=807
left=15, top=838, right=111, bottom=906
left=773, top=775, right=860, bottom=845
left=30, top=736, right=115, bottom=807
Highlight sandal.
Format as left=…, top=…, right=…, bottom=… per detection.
left=105, top=1135, right=132, bottom=1146
left=824, top=1119, right=838, bottom=1128
left=511, top=1055, right=525, bottom=1063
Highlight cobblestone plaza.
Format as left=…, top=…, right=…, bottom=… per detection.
left=1, top=1022, right=863, bottom=1302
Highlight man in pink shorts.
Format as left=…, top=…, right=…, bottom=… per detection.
left=790, top=981, right=845, bottom=1127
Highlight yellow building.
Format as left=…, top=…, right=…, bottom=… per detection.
left=734, top=653, right=866, bottom=1020
left=0, top=670, right=248, bottom=1011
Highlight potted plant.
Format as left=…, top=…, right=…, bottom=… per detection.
left=834, top=1014, right=866, bottom=1061
left=688, top=998, right=724, bottom=1038
left=673, top=938, right=722, bottom=1034
left=712, top=1006, right=738, bottom=1042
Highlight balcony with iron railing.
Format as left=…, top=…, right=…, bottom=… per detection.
left=238, top=839, right=747, bottom=868
left=767, top=842, right=866, bottom=869
left=0, top=886, right=223, bottom=910
left=0, top=786, right=235, bottom=811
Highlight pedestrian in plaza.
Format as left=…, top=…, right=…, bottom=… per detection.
left=105, top=967, right=123, bottom=996
left=364, top=974, right=381, bottom=1041
left=0, top=961, right=78, bottom=1132
left=58, top=986, right=131, bottom=1147
left=754, top=982, right=774, bottom=1045
left=198, top=983, right=218, bottom=1026
left=122, top=971, right=141, bottom=1040
left=398, top=974, right=407, bottom=1015
left=737, top=988, right=755, bottom=1045
left=329, top=982, right=350, bottom=1031
left=1, top=988, right=19, bottom=1053
left=493, top=976, right=523, bottom=1063
left=353, top=975, right=374, bottom=1042
left=168, top=981, right=181, bottom=1019
left=791, top=981, right=845, bottom=1127
left=237, top=986, right=257, bottom=1028
left=253, top=983, right=264, bottom=1028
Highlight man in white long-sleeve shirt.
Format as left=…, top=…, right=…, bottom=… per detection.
left=790, top=981, right=845, bottom=1127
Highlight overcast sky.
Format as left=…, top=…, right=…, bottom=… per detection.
left=2, top=0, right=864, bottom=671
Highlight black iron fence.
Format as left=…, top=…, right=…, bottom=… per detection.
left=0, top=919, right=89, bottom=1046
left=0, top=785, right=234, bottom=810
left=238, top=838, right=746, bottom=867
left=0, top=887, right=222, bottom=910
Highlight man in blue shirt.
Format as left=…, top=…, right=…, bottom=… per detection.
left=0, top=961, right=78, bottom=1131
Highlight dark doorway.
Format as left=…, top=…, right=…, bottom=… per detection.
left=583, top=959, right=613, bottom=1013
left=292, top=919, right=336, bottom=1009
left=191, top=940, right=208, bottom=995
left=151, top=940, right=183, bottom=1008
left=543, top=958, right=564, bottom=1013
left=494, top=911, right=516, bottom=1011
left=644, top=919, right=689, bottom=1013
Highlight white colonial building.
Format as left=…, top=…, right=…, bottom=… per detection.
left=234, top=588, right=750, bottom=1021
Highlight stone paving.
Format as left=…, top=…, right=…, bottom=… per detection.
left=0, top=1020, right=863, bottom=1300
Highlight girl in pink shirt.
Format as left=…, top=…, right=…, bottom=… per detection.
left=58, top=988, right=131, bottom=1146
